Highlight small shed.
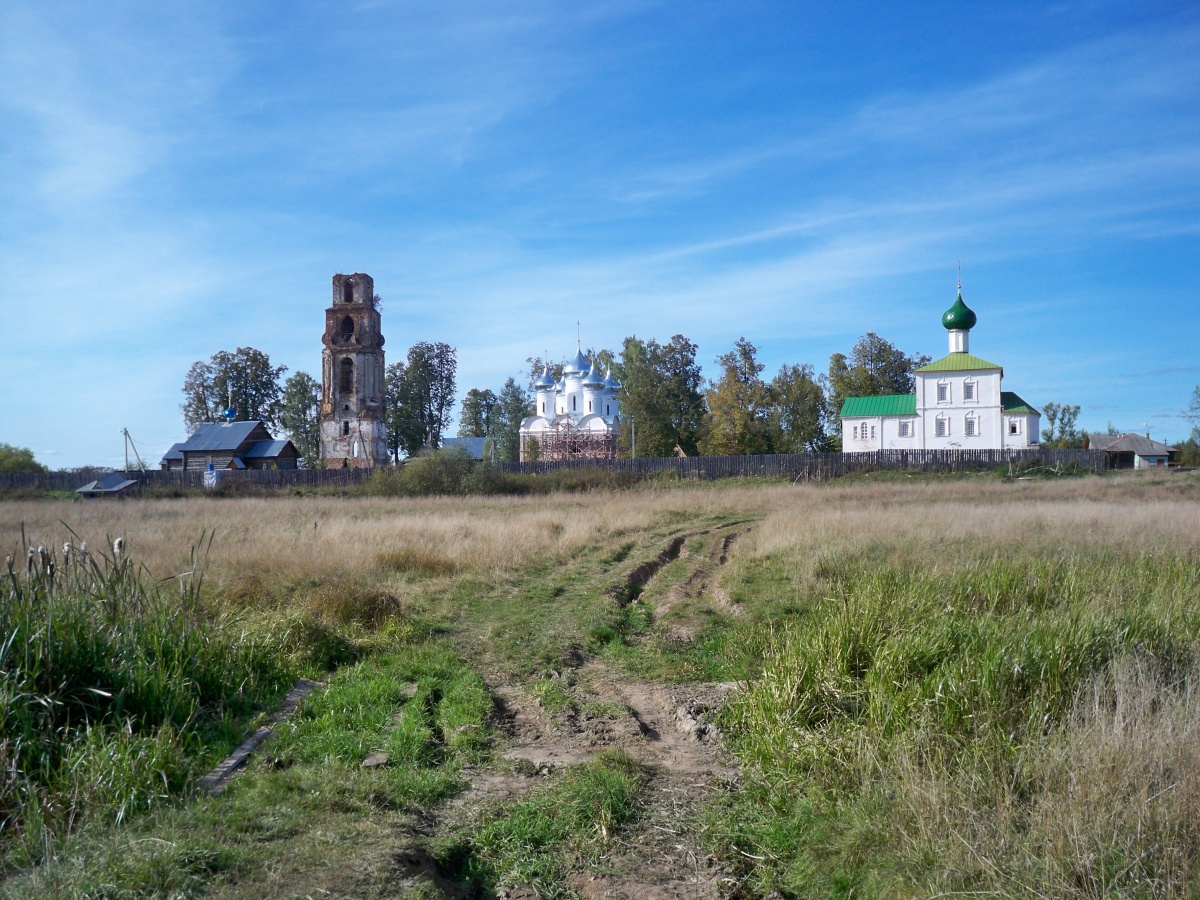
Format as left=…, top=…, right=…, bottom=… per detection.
left=1084, top=433, right=1178, bottom=469
left=76, top=472, right=138, bottom=497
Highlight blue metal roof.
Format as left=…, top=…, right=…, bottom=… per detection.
left=564, top=349, right=590, bottom=374
left=177, top=421, right=266, bottom=453
left=242, top=439, right=294, bottom=459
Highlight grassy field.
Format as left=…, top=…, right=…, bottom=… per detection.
left=3, top=470, right=1199, bottom=897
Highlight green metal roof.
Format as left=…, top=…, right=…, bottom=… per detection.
left=916, top=352, right=1002, bottom=373
left=1001, top=391, right=1040, bottom=416
left=941, top=293, right=978, bottom=330
left=840, top=394, right=916, bottom=417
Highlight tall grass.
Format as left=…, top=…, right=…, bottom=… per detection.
left=716, top=483, right=1200, bottom=897
left=0, top=535, right=295, bottom=866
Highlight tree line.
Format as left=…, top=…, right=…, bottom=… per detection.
left=178, top=333, right=1145, bottom=468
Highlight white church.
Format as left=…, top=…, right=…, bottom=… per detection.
left=520, top=347, right=622, bottom=461
left=840, top=289, right=1041, bottom=451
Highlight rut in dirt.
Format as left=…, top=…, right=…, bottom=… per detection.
left=412, top=522, right=756, bottom=899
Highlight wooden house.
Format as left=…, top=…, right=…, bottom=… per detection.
left=161, top=421, right=300, bottom=471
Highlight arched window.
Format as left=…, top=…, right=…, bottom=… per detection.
left=339, top=358, right=353, bottom=393
left=340, top=315, right=354, bottom=340
left=342, top=280, right=354, bottom=304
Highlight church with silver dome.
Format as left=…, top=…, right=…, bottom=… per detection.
left=520, top=346, right=622, bottom=461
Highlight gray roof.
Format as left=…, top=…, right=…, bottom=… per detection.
left=1087, top=433, right=1176, bottom=455
left=534, top=367, right=556, bottom=389
left=176, top=420, right=268, bottom=453
left=76, top=472, right=138, bottom=495
left=242, top=439, right=296, bottom=459
left=161, top=442, right=184, bottom=462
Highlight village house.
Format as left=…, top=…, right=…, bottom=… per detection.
left=160, top=418, right=299, bottom=471
left=1084, top=433, right=1178, bottom=469
left=840, top=288, right=1041, bottom=451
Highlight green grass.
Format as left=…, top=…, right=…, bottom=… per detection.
left=438, top=749, right=648, bottom=898
left=710, top=544, right=1200, bottom=898
left=0, top=537, right=298, bottom=869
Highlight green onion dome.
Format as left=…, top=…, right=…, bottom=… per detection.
left=941, top=292, right=977, bottom=330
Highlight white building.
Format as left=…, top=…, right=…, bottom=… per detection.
left=520, top=347, right=622, bottom=461
left=840, top=290, right=1041, bottom=451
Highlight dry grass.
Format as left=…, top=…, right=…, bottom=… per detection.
left=0, top=485, right=785, bottom=594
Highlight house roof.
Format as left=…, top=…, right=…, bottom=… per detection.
left=161, top=442, right=184, bottom=463
left=840, top=394, right=916, bottom=417
left=916, top=352, right=1003, bottom=373
left=177, top=420, right=268, bottom=453
left=1001, top=392, right=1040, bottom=416
left=1086, top=433, right=1176, bottom=455
left=242, top=439, right=296, bottom=459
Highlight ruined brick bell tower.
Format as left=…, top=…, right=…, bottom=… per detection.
left=320, top=273, right=388, bottom=467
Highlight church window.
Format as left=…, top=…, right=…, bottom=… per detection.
left=937, top=382, right=950, bottom=403
left=870, top=425, right=876, bottom=439
left=572, top=396, right=577, bottom=411
left=339, top=358, right=353, bottom=393
left=340, top=316, right=354, bottom=340
left=541, top=401, right=545, bottom=414
left=342, top=421, right=350, bottom=437
left=899, top=421, right=911, bottom=437
left=963, top=381, right=976, bottom=401
left=606, top=404, right=610, bottom=415
left=1009, top=419, right=1022, bottom=435
left=936, top=417, right=948, bottom=437
left=588, top=400, right=593, bottom=412
left=965, top=416, right=977, bottom=436
left=342, top=280, right=354, bottom=304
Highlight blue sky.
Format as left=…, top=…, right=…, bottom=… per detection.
left=2, top=1, right=1197, bottom=469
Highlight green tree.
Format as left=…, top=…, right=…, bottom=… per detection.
left=824, top=333, right=930, bottom=416
left=0, top=443, right=47, bottom=473
left=618, top=334, right=706, bottom=457
left=278, top=371, right=321, bottom=468
left=699, top=337, right=771, bottom=456
left=458, top=388, right=498, bottom=438
left=493, top=377, right=532, bottom=463
left=386, top=342, right=457, bottom=458
left=766, top=363, right=830, bottom=453
left=181, top=347, right=287, bottom=432
left=1042, top=402, right=1082, bottom=448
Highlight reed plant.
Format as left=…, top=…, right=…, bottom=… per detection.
left=0, top=534, right=295, bottom=867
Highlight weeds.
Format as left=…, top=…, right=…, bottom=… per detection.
left=0, top=535, right=296, bottom=868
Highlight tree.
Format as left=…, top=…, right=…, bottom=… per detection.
left=766, top=363, right=830, bottom=453
left=0, top=443, right=47, bottom=473
left=1184, top=386, right=1200, bottom=431
left=824, top=333, right=930, bottom=416
left=699, top=338, right=772, bottom=456
left=458, top=388, right=498, bottom=438
left=279, top=371, right=321, bottom=468
left=181, top=347, right=287, bottom=432
left=385, top=342, right=457, bottom=458
left=617, top=334, right=706, bottom=457
left=493, top=377, right=532, bottom=463
left=1042, top=402, right=1082, bottom=447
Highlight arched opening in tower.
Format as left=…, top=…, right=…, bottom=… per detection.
left=340, top=315, right=354, bottom=340
left=339, top=357, right=354, bottom=393
left=342, top=280, right=354, bottom=304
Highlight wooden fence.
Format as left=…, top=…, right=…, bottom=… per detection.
left=494, top=448, right=1108, bottom=480
left=0, top=449, right=1107, bottom=495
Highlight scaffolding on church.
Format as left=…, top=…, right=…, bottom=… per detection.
left=522, top=421, right=617, bottom=462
